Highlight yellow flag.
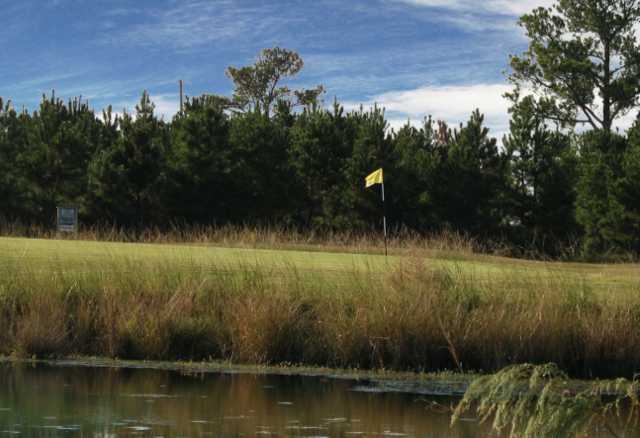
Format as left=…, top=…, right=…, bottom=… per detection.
left=365, top=168, right=384, bottom=188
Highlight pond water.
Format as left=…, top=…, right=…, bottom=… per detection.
left=0, top=363, right=481, bottom=437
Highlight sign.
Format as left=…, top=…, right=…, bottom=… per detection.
left=57, top=207, right=78, bottom=233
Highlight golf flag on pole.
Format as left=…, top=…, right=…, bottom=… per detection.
left=365, top=168, right=384, bottom=188
left=365, top=168, right=388, bottom=257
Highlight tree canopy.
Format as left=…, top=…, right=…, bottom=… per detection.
left=3, top=30, right=640, bottom=259
left=510, top=0, right=640, bottom=132
left=226, top=47, right=324, bottom=118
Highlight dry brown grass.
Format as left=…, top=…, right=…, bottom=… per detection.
left=0, top=220, right=478, bottom=257
left=1, top=253, right=640, bottom=379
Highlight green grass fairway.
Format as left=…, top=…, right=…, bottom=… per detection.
left=1, top=236, right=639, bottom=292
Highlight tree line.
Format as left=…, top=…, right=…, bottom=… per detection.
left=2, top=0, right=640, bottom=259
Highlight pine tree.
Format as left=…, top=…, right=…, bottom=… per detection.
left=88, top=91, right=169, bottom=226
left=503, top=96, right=578, bottom=253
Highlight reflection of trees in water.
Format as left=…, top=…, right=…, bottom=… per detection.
left=0, top=364, right=480, bottom=437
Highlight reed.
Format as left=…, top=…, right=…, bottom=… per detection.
left=0, top=219, right=485, bottom=257
left=1, top=242, right=640, bottom=379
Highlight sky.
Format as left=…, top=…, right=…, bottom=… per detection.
left=0, top=0, right=576, bottom=139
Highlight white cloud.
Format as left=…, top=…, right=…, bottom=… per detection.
left=362, top=83, right=639, bottom=140
left=394, top=0, right=554, bottom=16
left=346, top=84, right=512, bottom=137
left=615, top=110, right=639, bottom=133
left=152, top=95, right=180, bottom=120
left=103, top=0, right=287, bottom=50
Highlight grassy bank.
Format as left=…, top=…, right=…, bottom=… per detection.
left=2, top=237, right=640, bottom=378
left=0, top=222, right=480, bottom=257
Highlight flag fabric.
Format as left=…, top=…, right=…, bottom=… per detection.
left=365, top=168, right=384, bottom=188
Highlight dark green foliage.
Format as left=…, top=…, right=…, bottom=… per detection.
left=288, top=101, right=355, bottom=228
left=506, top=0, right=640, bottom=259
left=167, top=95, right=232, bottom=223
left=391, top=117, right=442, bottom=231
left=576, top=125, right=640, bottom=257
left=88, top=92, right=169, bottom=226
left=35, top=96, right=104, bottom=216
left=0, top=88, right=609, bottom=256
left=439, top=110, right=508, bottom=236
left=504, top=96, right=579, bottom=253
left=0, top=94, right=113, bottom=224
left=343, top=106, right=395, bottom=230
left=576, top=131, right=629, bottom=257
left=7, top=37, right=640, bottom=257
left=0, top=99, right=27, bottom=219
left=6, top=86, right=640, bottom=258
left=227, top=108, right=295, bottom=223
left=615, top=125, right=640, bottom=249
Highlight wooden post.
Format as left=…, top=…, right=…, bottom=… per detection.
left=179, top=80, right=184, bottom=114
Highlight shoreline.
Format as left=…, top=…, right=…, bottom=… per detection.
left=0, top=356, right=473, bottom=397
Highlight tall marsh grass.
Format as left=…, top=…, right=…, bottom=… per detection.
left=0, top=220, right=481, bottom=257
left=1, top=254, right=639, bottom=378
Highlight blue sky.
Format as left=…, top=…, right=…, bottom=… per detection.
left=0, top=0, right=560, bottom=136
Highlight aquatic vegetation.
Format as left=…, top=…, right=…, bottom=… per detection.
left=453, top=363, right=640, bottom=437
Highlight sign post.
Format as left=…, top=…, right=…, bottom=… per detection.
left=56, top=206, right=79, bottom=234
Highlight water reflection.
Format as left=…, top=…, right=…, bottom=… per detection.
left=0, top=363, right=480, bottom=437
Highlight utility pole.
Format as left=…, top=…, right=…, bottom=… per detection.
left=179, top=79, right=184, bottom=115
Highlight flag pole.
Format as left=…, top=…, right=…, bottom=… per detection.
left=365, top=168, right=388, bottom=257
left=381, top=181, right=388, bottom=257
